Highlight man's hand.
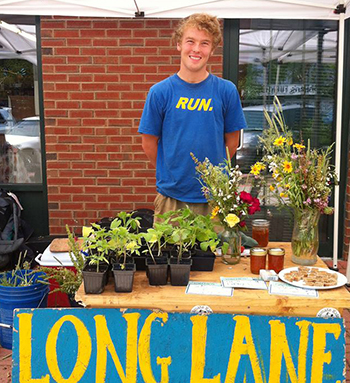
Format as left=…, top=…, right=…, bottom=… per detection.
left=141, top=134, right=159, bottom=168
left=224, top=130, right=241, bottom=159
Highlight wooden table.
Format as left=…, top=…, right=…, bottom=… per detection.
left=76, top=242, right=350, bottom=317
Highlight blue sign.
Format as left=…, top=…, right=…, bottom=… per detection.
left=12, top=309, right=345, bottom=382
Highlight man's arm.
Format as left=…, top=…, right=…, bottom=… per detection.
left=141, top=134, right=159, bottom=168
left=224, top=130, right=241, bottom=158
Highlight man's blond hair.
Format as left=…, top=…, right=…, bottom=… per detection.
left=173, top=13, right=222, bottom=50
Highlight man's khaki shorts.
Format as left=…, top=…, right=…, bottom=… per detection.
left=153, top=193, right=210, bottom=223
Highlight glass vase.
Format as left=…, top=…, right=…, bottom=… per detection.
left=291, top=209, right=320, bottom=266
left=219, top=229, right=241, bottom=265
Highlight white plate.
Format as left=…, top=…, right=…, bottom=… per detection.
left=278, top=266, right=347, bottom=290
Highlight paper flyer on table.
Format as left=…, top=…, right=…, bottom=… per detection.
left=220, top=277, right=267, bottom=290
left=269, top=281, right=319, bottom=298
left=185, top=281, right=233, bottom=297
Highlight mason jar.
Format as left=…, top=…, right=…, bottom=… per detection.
left=251, top=219, right=270, bottom=247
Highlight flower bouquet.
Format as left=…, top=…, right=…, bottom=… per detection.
left=191, top=150, right=260, bottom=264
left=251, top=97, right=338, bottom=265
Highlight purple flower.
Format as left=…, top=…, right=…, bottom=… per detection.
left=303, top=198, right=312, bottom=205
left=291, top=153, right=298, bottom=160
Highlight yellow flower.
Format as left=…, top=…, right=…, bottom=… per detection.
left=283, top=161, right=293, bottom=173
left=250, top=163, right=261, bottom=176
left=293, top=143, right=305, bottom=151
left=273, top=136, right=286, bottom=146
left=287, top=137, right=293, bottom=145
left=285, top=183, right=290, bottom=189
left=269, top=185, right=275, bottom=192
left=225, top=214, right=240, bottom=228
left=211, top=206, right=219, bottom=219
left=280, top=192, right=288, bottom=198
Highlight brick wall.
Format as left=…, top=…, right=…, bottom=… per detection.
left=41, top=16, right=223, bottom=234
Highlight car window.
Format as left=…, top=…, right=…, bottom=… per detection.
left=7, top=121, right=40, bottom=137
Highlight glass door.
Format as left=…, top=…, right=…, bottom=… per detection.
left=234, top=19, right=338, bottom=256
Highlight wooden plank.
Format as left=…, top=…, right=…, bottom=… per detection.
left=76, top=242, right=350, bottom=316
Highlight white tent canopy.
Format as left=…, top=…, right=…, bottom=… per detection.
left=0, top=0, right=348, bottom=19
left=0, top=0, right=348, bottom=271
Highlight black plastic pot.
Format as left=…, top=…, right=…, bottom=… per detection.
left=133, top=255, right=147, bottom=271
left=112, top=263, right=136, bottom=292
left=169, top=257, right=192, bottom=286
left=82, top=264, right=108, bottom=294
left=146, top=256, right=168, bottom=285
left=191, top=249, right=216, bottom=271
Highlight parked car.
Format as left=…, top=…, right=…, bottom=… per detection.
left=5, top=116, right=42, bottom=183
left=0, top=107, right=16, bottom=134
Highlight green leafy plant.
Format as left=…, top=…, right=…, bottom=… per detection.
left=142, top=222, right=173, bottom=264
left=108, top=212, right=142, bottom=268
left=83, top=223, right=110, bottom=273
left=0, top=251, right=48, bottom=287
left=40, top=225, right=85, bottom=297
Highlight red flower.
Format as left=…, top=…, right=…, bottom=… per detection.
left=239, top=220, right=246, bottom=228
left=240, top=191, right=253, bottom=203
left=248, top=197, right=261, bottom=215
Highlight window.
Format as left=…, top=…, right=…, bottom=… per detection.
left=0, top=18, right=41, bottom=184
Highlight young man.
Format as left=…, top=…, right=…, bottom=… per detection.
left=138, top=13, right=246, bottom=219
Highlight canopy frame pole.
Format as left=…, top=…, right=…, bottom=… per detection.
left=333, top=2, right=345, bottom=270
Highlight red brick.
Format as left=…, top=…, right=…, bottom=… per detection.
left=56, top=101, right=80, bottom=109
left=123, top=194, right=146, bottom=202
left=71, top=92, right=94, bottom=100
left=98, top=195, right=122, bottom=202
left=67, top=38, right=92, bottom=46
left=70, top=110, right=93, bottom=118
left=55, top=47, right=80, bottom=55
left=93, top=39, right=118, bottom=47
left=72, top=178, right=96, bottom=186
left=54, top=30, right=79, bottom=38
left=84, top=169, right=108, bottom=177
left=68, top=56, right=92, bottom=64
left=81, top=30, right=106, bottom=38
left=59, top=186, right=84, bottom=193
left=119, top=38, right=144, bottom=46
left=41, top=20, right=66, bottom=29
left=82, top=83, right=106, bottom=91
left=67, top=20, right=92, bottom=28
left=81, top=48, right=106, bottom=56
left=68, top=74, right=93, bottom=82
left=107, top=48, right=132, bottom=56
left=106, top=30, right=132, bottom=38
left=106, top=65, right=131, bottom=73
left=93, top=21, right=118, bottom=29
left=119, top=21, right=145, bottom=29
left=56, top=83, right=81, bottom=91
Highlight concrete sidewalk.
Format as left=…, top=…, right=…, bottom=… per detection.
left=0, top=260, right=349, bottom=382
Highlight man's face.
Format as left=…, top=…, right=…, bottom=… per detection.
left=177, top=27, right=214, bottom=75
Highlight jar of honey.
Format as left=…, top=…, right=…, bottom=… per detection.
left=268, top=248, right=285, bottom=273
left=250, top=248, right=267, bottom=275
left=252, top=219, right=270, bottom=247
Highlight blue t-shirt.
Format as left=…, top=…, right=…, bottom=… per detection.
left=138, top=74, right=247, bottom=203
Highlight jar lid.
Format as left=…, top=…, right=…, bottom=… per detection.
left=268, top=248, right=285, bottom=256
left=252, top=219, right=270, bottom=227
left=250, top=247, right=267, bottom=256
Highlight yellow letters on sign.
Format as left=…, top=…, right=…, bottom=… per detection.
left=138, top=312, right=172, bottom=383
left=311, top=323, right=341, bottom=383
left=225, top=315, right=263, bottom=383
left=95, top=313, right=140, bottom=383
left=190, top=316, right=220, bottom=383
left=268, top=320, right=310, bottom=383
left=46, top=315, right=92, bottom=383
left=18, top=313, right=50, bottom=383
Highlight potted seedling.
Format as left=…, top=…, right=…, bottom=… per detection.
left=142, top=222, right=172, bottom=285
left=191, top=214, right=219, bottom=271
left=82, top=224, right=110, bottom=294
left=167, top=212, right=195, bottom=286
left=109, top=213, right=141, bottom=292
